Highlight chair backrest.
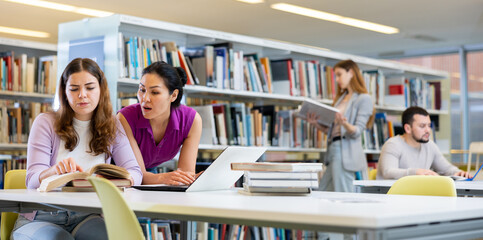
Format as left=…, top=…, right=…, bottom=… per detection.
left=87, top=176, right=144, bottom=240
left=369, top=169, right=377, bottom=180
left=387, top=175, right=456, bottom=197
left=1, top=170, right=27, bottom=240
left=467, top=142, right=483, bottom=173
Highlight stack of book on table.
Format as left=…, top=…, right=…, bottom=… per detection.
left=231, top=162, right=323, bottom=195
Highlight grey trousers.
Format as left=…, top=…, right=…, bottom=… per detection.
left=319, top=141, right=356, bottom=192
left=11, top=210, right=107, bottom=240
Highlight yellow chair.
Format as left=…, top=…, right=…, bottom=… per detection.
left=87, top=176, right=144, bottom=240
left=451, top=141, right=483, bottom=173
left=369, top=169, right=377, bottom=180
left=1, top=169, right=27, bottom=240
left=387, top=175, right=456, bottom=197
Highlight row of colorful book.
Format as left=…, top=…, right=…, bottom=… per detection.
left=361, top=112, right=437, bottom=151
left=202, top=223, right=321, bottom=240
left=383, top=76, right=442, bottom=110
left=0, top=51, right=57, bottom=94
left=137, top=219, right=325, bottom=240
left=0, top=101, right=51, bottom=144
left=118, top=36, right=343, bottom=100
left=138, top=218, right=178, bottom=240
left=191, top=103, right=326, bottom=149
left=118, top=36, right=443, bottom=113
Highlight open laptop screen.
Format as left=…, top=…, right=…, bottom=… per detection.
left=132, top=146, right=267, bottom=192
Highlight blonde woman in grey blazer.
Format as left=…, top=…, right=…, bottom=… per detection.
left=307, top=60, right=374, bottom=192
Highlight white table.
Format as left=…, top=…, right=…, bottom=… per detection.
left=354, top=180, right=483, bottom=196
left=1, top=188, right=483, bottom=240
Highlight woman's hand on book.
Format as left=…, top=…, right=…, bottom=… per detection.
left=157, top=169, right=196, bottom=185
left=53, top=158, right=84, bottom=175
left=306, top=112, right=329, bottom=133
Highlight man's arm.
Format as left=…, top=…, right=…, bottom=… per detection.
left=429, top=141, right=470, bottom=177
left=378, top=139, right=411, bottom=179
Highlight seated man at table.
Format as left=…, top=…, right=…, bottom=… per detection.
left=377, top=106, right=470, bottom=179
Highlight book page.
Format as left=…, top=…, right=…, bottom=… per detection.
left=295, top=99, right=339, bottom=127
left=88, top=163, right=130, bottom=179
left=37, top=171, right=89, bottom=192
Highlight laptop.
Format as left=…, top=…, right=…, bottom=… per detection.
left=451, top=163, right=483, bottom=181
left=132, top=146, right=267, bottom=192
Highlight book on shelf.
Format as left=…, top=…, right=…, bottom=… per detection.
left=270, top=59, right=293, bottom=96
left=252, top=105, right=276, bottom=146
left=37, top=55, right=57, bottom=94
left=231, top=103, right=248, bottom=146
left=428, top=82, right=441, bottom=110
left=231, top=162, right=323, bottom=172
left=191, top=105, right=218, bottom=145
left=259, top=57, right=273, bottom=93
left=363, top=70, right=385, bottom=106
left=212, top=104, right=228, bottom=145
left=294, top=98, right=339, bottom=127
left=37, top=163, right=132, bottom=192
left=0, top=51, right=14, bottom=91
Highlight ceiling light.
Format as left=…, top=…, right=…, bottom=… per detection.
left=271, top=3, right=399, bottom=34
left=237, top=0, right=264, bottom=3
left=4, top=0, right=113, bottom=17
left=0, top=26, right=50, bottom=38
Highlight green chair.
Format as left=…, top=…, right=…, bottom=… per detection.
left=87, top=176, right=144, bottom=240
left=1, top=169, right=27, bottom=240
left=387, top=175, right=456, bottom=197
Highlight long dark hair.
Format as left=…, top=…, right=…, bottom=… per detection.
left=55, top=58, right=116, bottom=159
left=141, top=61, right=187, bottom=107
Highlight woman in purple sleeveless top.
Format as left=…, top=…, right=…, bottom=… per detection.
left=117, top=61, right=202, bottom=185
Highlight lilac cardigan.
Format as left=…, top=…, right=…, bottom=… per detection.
left=26, top=113, right=143, bottom=189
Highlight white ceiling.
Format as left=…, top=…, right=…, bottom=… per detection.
left=1, top=0, right=482, bottom=58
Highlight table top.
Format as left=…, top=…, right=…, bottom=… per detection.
left=2, top=188, right=483, bottom=231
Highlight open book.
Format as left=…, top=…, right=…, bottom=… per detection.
left=38, top=163, right=132, bottom=192
left=294, top=98, right=339, bottom=127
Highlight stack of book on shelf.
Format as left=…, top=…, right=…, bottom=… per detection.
left=231, top=162, right=323, bottom=195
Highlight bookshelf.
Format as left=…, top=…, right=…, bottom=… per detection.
left=57, top=14, right=451, bottom=156
left=0, top=37, right=57, bottom=152
left=0, top=37, right=56, bottom=187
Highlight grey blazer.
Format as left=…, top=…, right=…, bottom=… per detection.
left=326, top=92, right=374, bottom=172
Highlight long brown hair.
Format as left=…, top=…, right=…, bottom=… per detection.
left=55, top=58, right=116, bottom=159
left=333, top=59, right=375, bottom=128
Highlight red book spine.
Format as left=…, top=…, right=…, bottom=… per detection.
left=388, top=84, right=404, bottom=95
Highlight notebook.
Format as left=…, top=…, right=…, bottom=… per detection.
left=132, top=146, right=267, bottom=192
left=450, top=163, right=483, bottom=181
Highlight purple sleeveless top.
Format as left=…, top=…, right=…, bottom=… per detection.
left=119, top=103, right=196, bottom=168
